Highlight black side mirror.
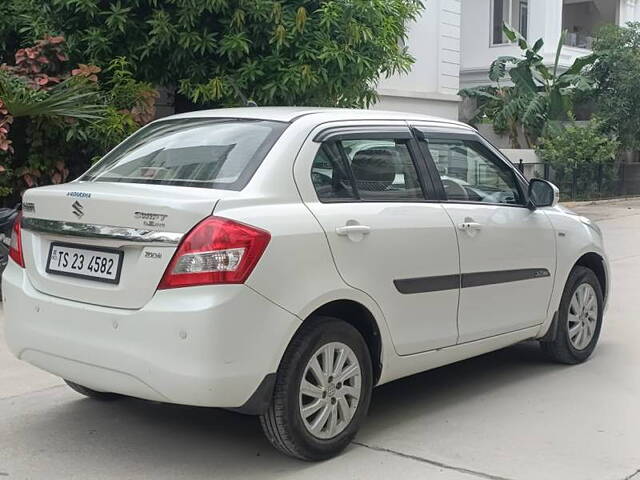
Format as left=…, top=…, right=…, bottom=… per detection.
left=528, top=178, right=559, bottom=208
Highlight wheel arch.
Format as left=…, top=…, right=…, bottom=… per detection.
left=303, top=299, right=383, bottom=385
left=574, top=252, right=608, bottom=303
left=538, top=250, right=609, bottom=342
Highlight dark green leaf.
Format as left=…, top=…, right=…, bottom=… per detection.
left=532, top=38, right=544, bottom=52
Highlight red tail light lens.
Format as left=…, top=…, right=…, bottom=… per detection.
left=158, top=216, right=270, bottom=289
left=9, top=212, right=24, bottom=268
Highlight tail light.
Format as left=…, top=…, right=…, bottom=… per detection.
left=158, top=216, right=270, bottom=289
left=9, top=212, right=24, bottom=268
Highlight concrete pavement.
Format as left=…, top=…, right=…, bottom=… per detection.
left=1, top=201, right=640, bottom=480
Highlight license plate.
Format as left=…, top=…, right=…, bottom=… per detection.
left=46, top=242, right=124, bottom=284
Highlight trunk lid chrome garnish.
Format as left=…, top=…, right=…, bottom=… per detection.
left=21, top=217, right=183, bottom=245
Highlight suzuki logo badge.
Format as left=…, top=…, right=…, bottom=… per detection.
left=72, top=200, right=84, bottom=219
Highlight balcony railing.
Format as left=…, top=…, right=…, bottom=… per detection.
left=563, top=32, right=594, bottom=50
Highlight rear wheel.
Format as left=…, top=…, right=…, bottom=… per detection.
left=64, top=380, right=121, bottom=401
left=260, top=316, right=373, bottom=461
left=541, top=266, right=604, bottom=364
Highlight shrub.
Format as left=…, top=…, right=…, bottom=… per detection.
left=536, top=121, right=619, bottom=198
left=0, top=37, right=157, bottom=206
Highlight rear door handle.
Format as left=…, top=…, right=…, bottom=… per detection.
left=457, top=222, right=482, bottom=239
left=457, top=222, right=482, bottom=232
left=335, top=225, right=371, bottom=236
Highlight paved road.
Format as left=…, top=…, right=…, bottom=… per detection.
left=2, top=200, right=640, bottom=480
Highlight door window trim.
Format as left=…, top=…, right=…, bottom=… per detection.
left=310, top=128, right=439, bottom=203
left=413, top=129, right=530, bottom=208
left=313, top=125, right=413, bottom=143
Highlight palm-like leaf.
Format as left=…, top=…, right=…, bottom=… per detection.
left=458, top=87, right=499, bottom=100
left=501, top=93, right=527, bottom=121
left=521, top=94, right=547, bottom=131
left=503, top=23, right=528, bottom=50
left=532, top=38, right=544, bottom=53
left=560, top=53, right=597, bottom=79
left=0, top=75, right=105, bottom=120
left=552, top=31, right=566, bottom=78
left=489, top=56, right=518, bottom=82
left=509, top=62, right=538, bottom=93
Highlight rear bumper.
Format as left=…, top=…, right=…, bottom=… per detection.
left=2, top=262, right=300, bottom=408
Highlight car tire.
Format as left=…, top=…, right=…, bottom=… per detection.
left=259, top=316, right=373, bottom=461
left=64, top=380, right=121, bottom=401
left=540, top=266, right=604, bottom=364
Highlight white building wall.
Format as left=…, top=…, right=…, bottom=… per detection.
left=461, top=0, right=519, bottom=74
left=372, top=0, right=461, bottom=120
left=461, top=0, right=569, bottom=87
left=619, top=0, right=640, bottom=23
left=373, top=0, right=640, bottom=120
left=461, top=0, right=640, bottom=88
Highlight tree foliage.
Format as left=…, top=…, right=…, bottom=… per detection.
left=0, top=1, right=424, bottom=205
left=459, top=25, right=594, bottom=148
left=2, top=0, right=424, bottom=108
left=588, top=22, right=640, bottom=151
left=0, top=36, right=157, bottom=205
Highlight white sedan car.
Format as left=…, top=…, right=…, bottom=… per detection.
left=3, top=108, right=609, bottom=460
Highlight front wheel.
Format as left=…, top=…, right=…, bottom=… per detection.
left=260, top=317, right=373, bottom=461
left=541, top=266, right=604, bottom=364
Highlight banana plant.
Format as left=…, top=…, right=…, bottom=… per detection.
left=459, top=24, right=596, bottom=147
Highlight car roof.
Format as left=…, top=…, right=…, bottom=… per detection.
left=158, top=106, right=472, bottom=130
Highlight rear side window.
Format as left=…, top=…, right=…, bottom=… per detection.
left=80, top=119, right=288, bottom=190
left=311, top=144, right=357, bottom=201
left=311, top=138, right=424, bottom=202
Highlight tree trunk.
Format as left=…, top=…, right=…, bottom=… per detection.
left=509, top=120, right=521, bottom=149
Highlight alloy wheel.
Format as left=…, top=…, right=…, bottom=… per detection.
left=298, top=342, right=362, bottom=439
left=568, top=283, right=598, bottom=350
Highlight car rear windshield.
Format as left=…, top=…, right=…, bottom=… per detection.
left=80, top=118, right=288, bottom=190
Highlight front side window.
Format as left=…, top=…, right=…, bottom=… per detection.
left=311, top=138, right=424, bottom=202
left=425, top=138, right=523, bottom=205
left=80, top=119, right=287, bottom=190
left=492, top=0, right=528, bottom=44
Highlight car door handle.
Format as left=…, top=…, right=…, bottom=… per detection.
left=457, top=222, right=482, bottom=232
left=335, top=225, right=371, bottom=236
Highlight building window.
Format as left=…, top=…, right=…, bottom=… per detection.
left=492, top=0, right=528, bottom=45
left=562, top=0, right=615, bottom=50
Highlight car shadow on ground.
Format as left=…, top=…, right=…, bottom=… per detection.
left=363, top=340, right=561, bottom=434
left=7, top=341, right=577, bottom=478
